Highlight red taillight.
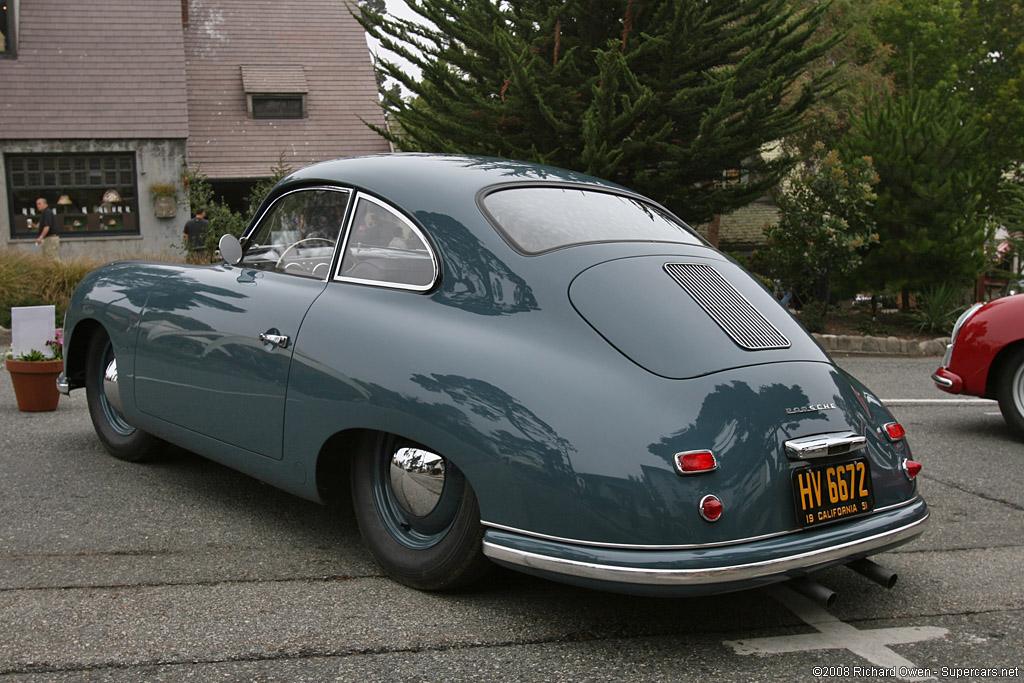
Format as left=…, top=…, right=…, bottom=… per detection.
left=884, top=422, right=906, bottom=441
left=903, top=459, right=922, bottom=479
left=699, top=495, right=723, bottom=522
left=674, top=450, right=718, bottom=475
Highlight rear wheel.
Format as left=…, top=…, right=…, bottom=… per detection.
left=85, top=332, right=165, bottom=462
left=997, top=347, right=1024, bottom=440
left=351, top=433, right=488, bottom=590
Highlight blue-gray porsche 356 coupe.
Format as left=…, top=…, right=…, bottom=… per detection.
left=59, top=154, right=928, bottom=597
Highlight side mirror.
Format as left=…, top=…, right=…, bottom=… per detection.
left=218, top=233, right=243, bottom=265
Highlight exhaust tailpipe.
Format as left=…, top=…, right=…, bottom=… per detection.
left=786, top=576, right=837, bottom=609
left=847, top=558, right=898, bottom=589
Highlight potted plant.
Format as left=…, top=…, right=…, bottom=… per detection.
left=4, top=332, right=63, bottom=412
left=149, top=182, right=178, bottom=219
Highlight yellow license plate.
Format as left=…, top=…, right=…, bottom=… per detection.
left=793, top=458, right=874, bottom=528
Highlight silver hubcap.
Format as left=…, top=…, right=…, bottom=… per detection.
left=102, top=358, right=124, bottom=416
left=389, top=446, right=446, bottom=517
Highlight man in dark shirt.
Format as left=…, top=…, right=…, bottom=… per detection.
left=183, top=208, right=209, bottom=253
left=32, top=197, right=60, bottom=259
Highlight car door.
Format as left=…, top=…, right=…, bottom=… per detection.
left=133, top=187, right=351, bottom=459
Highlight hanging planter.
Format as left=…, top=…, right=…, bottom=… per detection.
left=6, top=358, right=63, bottom=412
left=150, top=182, right=178, bottom=219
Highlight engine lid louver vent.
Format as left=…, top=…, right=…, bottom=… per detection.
left=664, top=263, right=791, bottom=351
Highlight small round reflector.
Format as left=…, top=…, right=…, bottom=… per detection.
left=884, top=422, right=906, bottom=440
left=903, top=459, right=922, bottom=479
left=699, top=494, right=723, bottom=522
left=675, top=450, right=717, bottom=475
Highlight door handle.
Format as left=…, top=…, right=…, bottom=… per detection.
left=259, top=331, right=289, bottom=349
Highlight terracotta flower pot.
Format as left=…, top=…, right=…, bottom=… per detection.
left=5, top=358, right=63, bottom=412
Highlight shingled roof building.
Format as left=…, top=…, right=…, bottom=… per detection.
left=1, top=0, right=389, bottom=258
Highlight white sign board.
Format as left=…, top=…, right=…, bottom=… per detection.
left=11, top=305, right=57, bottom=358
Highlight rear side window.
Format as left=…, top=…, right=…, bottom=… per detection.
left=482, top=187, right=701, bottom=254
left=337, top=194, right=437, bottom=290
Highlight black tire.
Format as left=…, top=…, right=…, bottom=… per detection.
left=85, top=332, right=165, bottom=462
left=997, top=346, right=1024, bottom=440
left=351, top=433, right=489, bottom=591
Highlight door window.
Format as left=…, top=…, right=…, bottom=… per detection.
left=241, top=188, right=350, bottom=279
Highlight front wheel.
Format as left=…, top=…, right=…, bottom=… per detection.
left=85, top=332, right=165, bottom=462
left=351, top=433, right=488, bottom=590
left=997, top=346, right=1024, bottom=440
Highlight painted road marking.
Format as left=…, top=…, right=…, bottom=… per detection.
left=724, top=585, right=948, bottom=682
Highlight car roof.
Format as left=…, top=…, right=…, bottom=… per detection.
left=278, top=153, right=630, bottom=201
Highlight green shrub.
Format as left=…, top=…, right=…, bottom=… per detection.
left=914, top=283, right=968, bottom=334
left=799, top=300, right=829, bottom=334
left=0, top=248, right=101, bottom=329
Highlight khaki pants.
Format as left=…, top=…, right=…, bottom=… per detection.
left=41, top=235, right=61, bottom=260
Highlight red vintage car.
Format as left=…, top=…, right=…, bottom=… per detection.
left=933, top=294, right=1024, bottom=439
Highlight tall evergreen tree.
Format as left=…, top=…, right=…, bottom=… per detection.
left=840, top=90, right=1002, bottom=310
left=359, top=0, right=839, bottom=224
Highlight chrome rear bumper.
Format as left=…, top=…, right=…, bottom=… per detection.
left=483, top=501, right=928, bottom=589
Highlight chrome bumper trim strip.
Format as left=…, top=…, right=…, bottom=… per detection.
left=56, top=372, right=71, bottom=396
left=931, top=372, right=955, bottom=389
left=481, top=497, right=921, bottom=551
left=482, top=513, right=928, bottom=586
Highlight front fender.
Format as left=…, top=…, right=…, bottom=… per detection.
left=62, top=262, right=181, bottom=399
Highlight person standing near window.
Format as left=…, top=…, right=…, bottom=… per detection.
left=32, top=197, right=61, bottom=259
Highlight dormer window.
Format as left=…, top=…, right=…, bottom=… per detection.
left=241, top=65, right=308, bottom=119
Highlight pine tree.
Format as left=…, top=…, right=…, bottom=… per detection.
left=358, top=0, right=839, bottom=224
left=840, top=89, right=1001, bottom=310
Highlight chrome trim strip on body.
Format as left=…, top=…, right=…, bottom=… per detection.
left=931, top=372, right=955, bottom=389
left=480, top=496, right=921, bottom=550
left=784, top=431, right=867, bottom=460
left=482, top=513, right=929, bottom=586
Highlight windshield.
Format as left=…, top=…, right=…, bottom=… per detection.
left=482, top=186, right=701, bottom=254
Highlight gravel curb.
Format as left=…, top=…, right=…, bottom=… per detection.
left=813, top=333, right=950, bottom=357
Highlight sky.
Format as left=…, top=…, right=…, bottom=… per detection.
left=364, top=0, right=427, bottom=88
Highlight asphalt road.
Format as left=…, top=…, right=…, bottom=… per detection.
left=1, top=356, right=1021, bottom=682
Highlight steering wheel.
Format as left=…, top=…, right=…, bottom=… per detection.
left=275, top=237, right=336, bottom=271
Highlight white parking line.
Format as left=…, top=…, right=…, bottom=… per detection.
left=724, top=585, right=948, bottom=681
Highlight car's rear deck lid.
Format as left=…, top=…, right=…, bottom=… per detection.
left=569, top=255, right=828, bottom=379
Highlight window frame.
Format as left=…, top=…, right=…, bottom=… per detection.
left=248, top=94, right=306, bottom=120
left=239, top=185, right=353, bottom=280
left=5, top=152, right=140, bottom=239
left=0, top=3, right=15, bottom=58
left=334, top=192, right=439, bottom=292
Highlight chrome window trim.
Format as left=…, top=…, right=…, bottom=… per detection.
left=482, top=513, right=928, bottom=586
left=480, top=496, right=922, bottom=550
left=241, top=185, right=353, bottom=282
left=333, top=192, right=439, bottom=292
